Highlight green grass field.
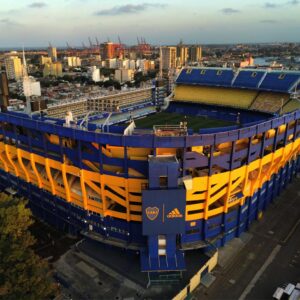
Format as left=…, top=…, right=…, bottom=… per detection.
left=134, top=112, right=235, bottom=131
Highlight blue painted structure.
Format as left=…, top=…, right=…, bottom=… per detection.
left=0, top=67, right=300, bottom=276
left=176, top=68, right=300, bottom=93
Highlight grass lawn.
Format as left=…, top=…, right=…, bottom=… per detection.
left=133, top=112, right=235, bottom=131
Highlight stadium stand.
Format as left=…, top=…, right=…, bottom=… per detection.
left=174, top=85, right=258, bottom=109
left=258, top=72, right=300, bottom=92
left=282, top=99, right=300, bottom=113
left=176, top=68, right=300, bottom=94
left=176, top=68, right=234, bottom=87
left=232, top=70, right=266, bottom=88
left=250, top=92, right=290, bottom=113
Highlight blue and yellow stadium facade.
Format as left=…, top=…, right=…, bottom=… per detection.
left=0, top=67, right=299, bottom=273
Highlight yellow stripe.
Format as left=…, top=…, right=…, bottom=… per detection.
left=0, top=137, right=299, bottom=223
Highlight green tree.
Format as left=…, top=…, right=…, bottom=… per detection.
left=0, top=194, right=57, bottom=300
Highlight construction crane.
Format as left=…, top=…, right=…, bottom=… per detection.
left=66, top=42, right=72, bottom=49
left=117, top=36, right=125, bottom=58
left=95, top=37, right=100, bottom=47
left=136, top=36, right=151, bottom=58
left=66, top=42, right=78, bottom=56
left=88, top=36, right=93, bottom=48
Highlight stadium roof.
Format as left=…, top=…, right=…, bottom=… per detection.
left=176, top=67, right=300, bottom=93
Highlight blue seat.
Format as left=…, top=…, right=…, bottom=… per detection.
left=233, top=70, right=266, bottom=88
left=176, top=68, right=234, bottom=87
left=259, top=72, right=300, bottom=92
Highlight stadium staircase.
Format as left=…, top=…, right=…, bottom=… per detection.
left=250, top=92, right=290, bottom=113
left=282, top=99, right=300, bottom=113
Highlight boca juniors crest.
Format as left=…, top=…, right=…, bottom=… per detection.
left=142, top=189, right=186, bottom=235
left=145, top=207, right=159, bottom=221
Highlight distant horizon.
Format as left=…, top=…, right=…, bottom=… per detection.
left=1, top=0, right=300, bottom=47
left=1, top=40, right=300, bottom=51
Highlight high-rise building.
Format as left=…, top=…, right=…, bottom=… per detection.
left=103, top=42, right=115, bottom=60
left=67, top=57, right=81, bottom=67
left=177, top=46, right=189, bottom=66
left=189, top=46, right=202, bottom=62
left=47, top=46, right=57, bottom=62
left=160, top=47, right=177, bottom=71
left=4, top=55, right=23, bottom=80
left=0, top=72, right=9, bottom=111
left=43, top=62, right=63, bottom=77
left=40, top=56, right=52, bottom=65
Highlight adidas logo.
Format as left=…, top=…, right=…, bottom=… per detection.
left=167, top=208, right=183, bottom=219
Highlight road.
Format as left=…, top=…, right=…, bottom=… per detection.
left=194, top=177, right=300, bottom=300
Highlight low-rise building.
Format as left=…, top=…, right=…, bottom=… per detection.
left=88, top=66, right=101, bottom=82
left=23, top=76, right=41, bottom=97
left=88, top=87, right=153, bottom=112
left=105, top=58, right=117, bottom=69
left=114, top=69, right=134, bottom=83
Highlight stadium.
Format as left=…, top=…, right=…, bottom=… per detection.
left=0, top=67, right=300, bottom=281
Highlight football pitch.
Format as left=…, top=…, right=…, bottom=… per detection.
left=134, top=112, right=235, bottom=131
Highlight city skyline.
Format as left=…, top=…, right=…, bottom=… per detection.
left=0, top=0, right=300, bottom=47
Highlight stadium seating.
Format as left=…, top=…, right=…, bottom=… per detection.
left=176, top=68, right=300, bottom=93
left=282, top=99, right=300, bottom=113
left=250, top=92, right=290, bottom=113
left=258, top=72, right=300, bottom=92
left=174, top=85, right=258, bottom=109
left=176, top=68, right=234, bottom=87
left=233, top=70, right=266, bottom=88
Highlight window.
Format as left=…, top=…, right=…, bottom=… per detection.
left=251, top=72, right=257, bottom=78
left=186, top=69, right=192, bottom=74
left=200, top=69, right=206, bottom=75
left=159, top=176, right=168, bottom=187
left=278, top=73, right=286, bottom=79
left=216, top=70, right=222, bottom=76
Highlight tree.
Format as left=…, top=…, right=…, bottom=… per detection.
left=0, top=193, right=57, bottom=300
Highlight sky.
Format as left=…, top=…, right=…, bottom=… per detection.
left=0, top=0, right=299, bottom=47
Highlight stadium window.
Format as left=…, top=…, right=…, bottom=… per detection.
left=278, top=74, right=286, bottom=80
left=216, top=70, right=222, bottom=76
left=251, top=72, right=257, bottom=78
left=159, top=176, right=168, bottom=187
left=186, top=69, right=192, bottom=74
left=200, top=69, right=206, bottom=75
